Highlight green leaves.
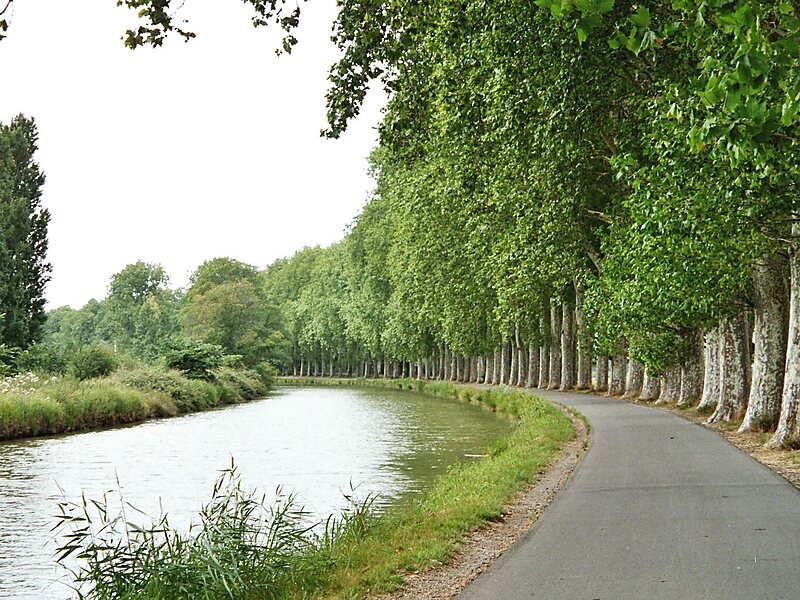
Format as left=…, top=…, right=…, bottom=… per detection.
left=629, top=6, right=650, bottom=28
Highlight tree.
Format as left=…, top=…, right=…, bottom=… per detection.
left=181, top=258, right=284, bottom=367
left=105, top=261, right=179, bottom=359
left=0, top=115, right=50, bottom=349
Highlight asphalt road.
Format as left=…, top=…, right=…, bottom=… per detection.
left=458, top=390, right=800, bottom=600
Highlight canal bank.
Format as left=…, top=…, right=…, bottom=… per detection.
left=270, top=378, right=579, bottom=598
left=38, top=379, right=576, bottom=599
left=3, top=381, right=538, bottom=598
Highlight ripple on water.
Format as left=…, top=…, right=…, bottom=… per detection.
left=0, top=385, right=512, bottom=598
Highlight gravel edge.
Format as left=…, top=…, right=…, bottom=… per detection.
left=375, top=399, right=588, bottom=600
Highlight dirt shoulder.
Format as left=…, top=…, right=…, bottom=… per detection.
left=377, top=401, right=588, bottom=600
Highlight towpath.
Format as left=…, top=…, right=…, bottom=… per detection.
left=458, top=390, right=800, bottom=600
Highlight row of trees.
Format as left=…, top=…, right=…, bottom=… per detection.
left=3, top=3, right=797, bottom=449
left=255, top=1, right=798, bottom=449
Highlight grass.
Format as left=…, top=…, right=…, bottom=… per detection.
left=0, top=366, right=271, bottom=441
left=56, top=378, right=575, bottom=599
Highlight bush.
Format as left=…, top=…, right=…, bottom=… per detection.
left=212, top=367, right=268, bottom=403
left=165, top=341, right=224, bottom=380
left=15, top=343, right=67, bottom=374
left=0, top=345, right=19, bottom=376
left=69, top=346, right=119, bottom=381
left=113, top=367, right=217, bottom=413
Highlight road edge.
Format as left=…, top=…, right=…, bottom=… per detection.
left=378, top=395, right=589, bottom=600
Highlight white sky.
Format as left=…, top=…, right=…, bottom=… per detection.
left=0, top=0, right=385, bottom=309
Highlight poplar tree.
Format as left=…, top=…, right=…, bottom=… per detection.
left=0, top=115, right=50, bottom=349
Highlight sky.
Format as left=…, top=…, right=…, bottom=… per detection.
left=0, top=0, right=385, bottom=309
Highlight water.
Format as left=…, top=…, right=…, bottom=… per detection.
left=0, top=385, right=512, bottom=598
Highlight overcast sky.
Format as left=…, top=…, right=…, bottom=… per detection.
left=0, top=0, right=385, bottom=309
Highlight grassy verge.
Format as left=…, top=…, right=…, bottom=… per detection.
left=56, top=378, right=574, bottom=599
left=0, top=366, right=271, bottom=441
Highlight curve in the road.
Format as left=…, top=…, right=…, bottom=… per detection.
left=459, top=390, right=800, bottom=600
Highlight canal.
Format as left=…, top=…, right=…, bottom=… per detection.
left=0, top=384, right=512, bottom=598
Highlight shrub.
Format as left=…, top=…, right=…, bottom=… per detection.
left=113, top=367, right=216, bottom=413
left=0, top=345, right=19, bottom=376
left=165, top=341, right=224, bottom=380
left=212, top=367, right=268, bottom=403
left=69, top=346, right=119, bottom=381
left=253, top=361, right=277, bottom=386
left=15, top=343, right=67, bottom=374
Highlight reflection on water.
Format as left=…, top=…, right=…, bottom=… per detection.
left=0, top=385, right=512, bottom=598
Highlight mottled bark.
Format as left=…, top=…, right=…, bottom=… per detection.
left=707, top=312, right=750, bottom=423
left=575, top=288, right=592, bottom=390
left=538, top=307, right=550, bottom=388
left=697, top=326, right=721, bottom=411
left=499, top=341, right=508, bottom=384
left=623, top=361, right=644, bottom=399
left=677, top=332, right=704, bottom=408
left=509, top=333, right=518, bottom=386
left=609, top=354, right=627, bottom=396
left=561, top=303, right=576, bottom=390
left=656, top=366, right=681, bottom=405
left=595, top=356, right=609, bottom=392
left=741, top=256, right=789, bottom=433
left=639, top=368, right=661, bottom=401
left=770, top=225, right=800, bottom=448
left=527, top=343, right=539, bottom=387
left=491, top=348, right=500, bottom=385
left=549, top=304, right=562, bottom=389
left=515, top=329, right=525, bottom=386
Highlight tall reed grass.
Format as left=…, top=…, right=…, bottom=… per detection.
left=54, top=463, right=374, bottom=600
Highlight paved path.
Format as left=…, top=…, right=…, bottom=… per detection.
left=458, top=390, right=800, bottom=600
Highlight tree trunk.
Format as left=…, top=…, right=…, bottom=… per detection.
left=678, top=332, right=704, bottom=408
left=509, top=334, right=518, bottom=386
left=515, top=328, right=525, bottom=386
left=698, top=326, right=721, bottom=411
left=623, top=361, right=644, bottom=399
left=707, top=311, right=750, bottom=423
left=527, top=343, right=539, bottom=387
left=548, top=303, right=562, bottom=389
left=538, top=307, right=550, bottom=388
left=575, top=288, right=592, bottom=390
left=639, top=368, right=661, bottom=401
left=770, top=225, right=800, bottom=447
left=609, top=354, right=626, bottom=396
left=491, top=348, right=500, bottom=385
left=596, top=356, right=609, bottom=392
left=560, top=303, right=576, bottom=390
left=741, top=255, right=789, bottom=433
left=656, top=366, right=681, bottom=404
